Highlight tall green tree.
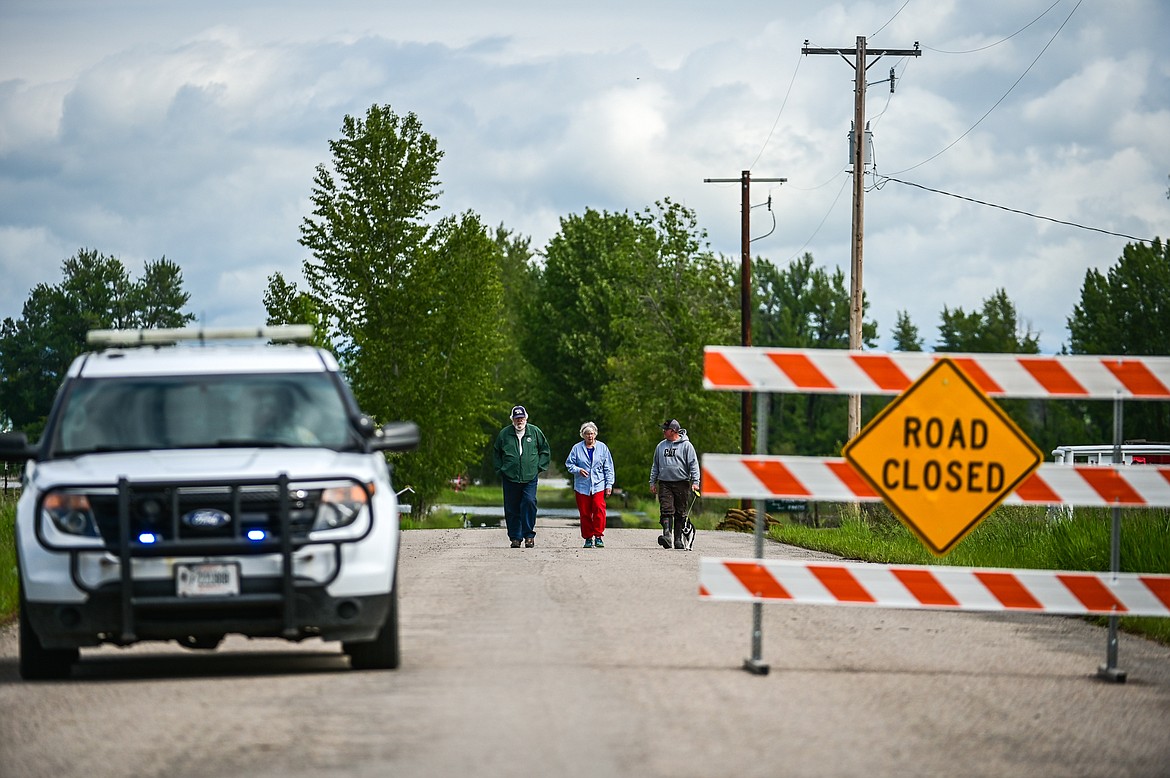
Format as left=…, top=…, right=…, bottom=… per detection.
left=933, top=288, right=1053, bottom=450
left=1066, top=238, right=1170, bottom=443
left=525, top=206, right=650, bottom=459
left=461, top=225, right=541, bottom=483
left=524, top=200, right=739, bottom=490
left=753, top=253, right=877, bottom=456
left=935, top=288, right=1039, bottom=354
left=597, top=201, right=740, bottom=490
left=0, top=249, right=194, bottom=435
left=284, top=104, right=504, bottom=514
left=891, top=310, right=923, bottom=351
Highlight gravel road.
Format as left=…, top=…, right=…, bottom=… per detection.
left=1, top=522, right=1168, bottom=777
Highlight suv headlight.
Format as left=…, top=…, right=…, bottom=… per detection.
left=312, top=483, right=371, bottom=531
left=43, top=492, right=99, bottom=537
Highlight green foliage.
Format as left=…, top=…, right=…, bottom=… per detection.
left=600, top=202, right=740, bottom=490
left=1066, top=238, right=1170, bottom=443
left=374, top=211, right=504, bottom=513
left=936, top=288, right=1039, bottom=354
left=288, top=104, right=504, bottom=515
left=525, top=205, right=651, bottom=456
left=928, top=288, right=1070, bottom=454
left=1, top=491, right=17, bottom=624
left=0, top=249, right=194, bottom=435
left=524, top=199, right=739, bottom=489
left=754, top=253, right=876, bottom=350
left=262, top=272, right=332, bottom=350
left=753, top=253, right=877, bottom=456
left=471, top=226, right=542, bottom=483
left=891, top=310, right=923, bottom=351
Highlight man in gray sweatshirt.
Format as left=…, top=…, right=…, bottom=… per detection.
left=649, top=419, right=701, bottom=550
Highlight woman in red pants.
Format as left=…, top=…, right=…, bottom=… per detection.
left=565, top=421, right=615, bottom=548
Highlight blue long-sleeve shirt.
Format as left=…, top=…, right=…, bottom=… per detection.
left=565, top=439, right=615, bottom=495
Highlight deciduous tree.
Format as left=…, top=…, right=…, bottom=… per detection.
left=286, top=104, right=504, bottom=514
left=598, top=201, right=740, bottom=490
left=1066, top=238, right=1169, bottom=443
left=753, top=253, right=877, bottom=456
left=0, top=249, right=193, bottom=436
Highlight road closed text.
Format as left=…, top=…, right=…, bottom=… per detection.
left=881, top=416, right=1005, bottom=492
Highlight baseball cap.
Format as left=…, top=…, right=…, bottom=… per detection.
left=661, top=419, right=680, bottom=432
left=511, top=405, right=528, bottom=419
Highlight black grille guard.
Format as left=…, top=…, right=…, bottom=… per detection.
left=34, top=473, right=378, bottom=642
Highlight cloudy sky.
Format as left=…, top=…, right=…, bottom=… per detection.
left=1, top=0, right=1167, bottom=354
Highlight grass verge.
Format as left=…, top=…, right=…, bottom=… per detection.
left=771, top=503, right=1170, bottom=646
left=1, top=491, right=17, bottom=625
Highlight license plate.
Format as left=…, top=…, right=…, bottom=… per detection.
left=175, top=563, right=240, bottom=597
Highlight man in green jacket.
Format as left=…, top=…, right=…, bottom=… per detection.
left=492, top=405, right=551, bottom=548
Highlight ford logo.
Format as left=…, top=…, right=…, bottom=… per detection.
left=181, top=509, right=232, bottom=529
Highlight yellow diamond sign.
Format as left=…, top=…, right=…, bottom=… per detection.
left=842, top=358, right=1042, bottom=556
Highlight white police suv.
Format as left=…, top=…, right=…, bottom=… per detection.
left=0, top=326, right=418, bottom=679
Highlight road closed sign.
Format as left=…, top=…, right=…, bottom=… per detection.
left=843, top=358, right=1042, bottom=556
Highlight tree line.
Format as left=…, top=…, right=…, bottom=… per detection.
left=2, top=104, right=1167, bottom=511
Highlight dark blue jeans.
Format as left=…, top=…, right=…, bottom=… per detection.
left=502, top=477, right=538, bottom=540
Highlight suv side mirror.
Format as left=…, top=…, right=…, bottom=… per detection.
left=370, top=421, right=420, bottom=452
left=0, top=431, right=34, bottom=463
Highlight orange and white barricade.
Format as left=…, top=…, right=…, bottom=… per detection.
left=699, top=558, right=1170, bottom=617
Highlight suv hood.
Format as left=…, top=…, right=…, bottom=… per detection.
left=29, top=448, right=386, bottom=488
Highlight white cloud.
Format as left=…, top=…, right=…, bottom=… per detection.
left=1, top=0, right=1168, bottom=356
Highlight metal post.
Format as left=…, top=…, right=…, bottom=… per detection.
left=1098, top=395, right=1127, bottom=682
left=744, top=392, right=770, bottom=675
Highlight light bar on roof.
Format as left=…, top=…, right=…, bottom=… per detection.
left=86, top=325, right=315, bottom=347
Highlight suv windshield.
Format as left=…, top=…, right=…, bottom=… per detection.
left=52, top=372, right=354, bottom=454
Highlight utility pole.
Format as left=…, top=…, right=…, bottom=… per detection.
left=704, top=171, right=786, bottom=458
left=802, top=37, right=921, bottom=439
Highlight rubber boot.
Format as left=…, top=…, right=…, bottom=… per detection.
left=674, top=518, right=685, bottom=549
left=658, top=516, right=673, bottom=549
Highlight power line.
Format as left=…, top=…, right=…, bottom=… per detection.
left=878, top=175, right=1156, bottom=243
left=748, top=50, right=805, bottom=171
left=870, top=0, right=912, bottom=39
left=891, top=0, right=1083, bottom=175
left=923, top=0, right=1064, bottom=54
left=785, top=173, right=851, bottom=263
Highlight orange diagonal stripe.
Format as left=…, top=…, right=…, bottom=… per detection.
left=724, top=562, right=792, bottom=599
left=827, top=460, right=879, bottom=498
left=702, top=471, right=729, bottom=496
left=1078, top=469, right=1145, bottom=505
left=809, top=565, right=875, bottom=603
left=892, top=568, right=960, bottom=607
left=1056, top=574, right=1127, bottom=613
left=947, top=357, right=1004, bottom=394
left=767, top=353, right=835, bottom=389
left=705, top=351, right=752, bottom=388
left=1140, top=576, right=1170, bottom=610
left=743, top=460, right=812, bottom=497
left=1012, top=472, right=1063, bottom=503
left=975, top=571, right=1044, bottom=610
left=852, top=354, right=912, bottom=392
left=1103, top=360, right=1170, bottom=398
left=1019, top=358, right=1088, bottom=396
